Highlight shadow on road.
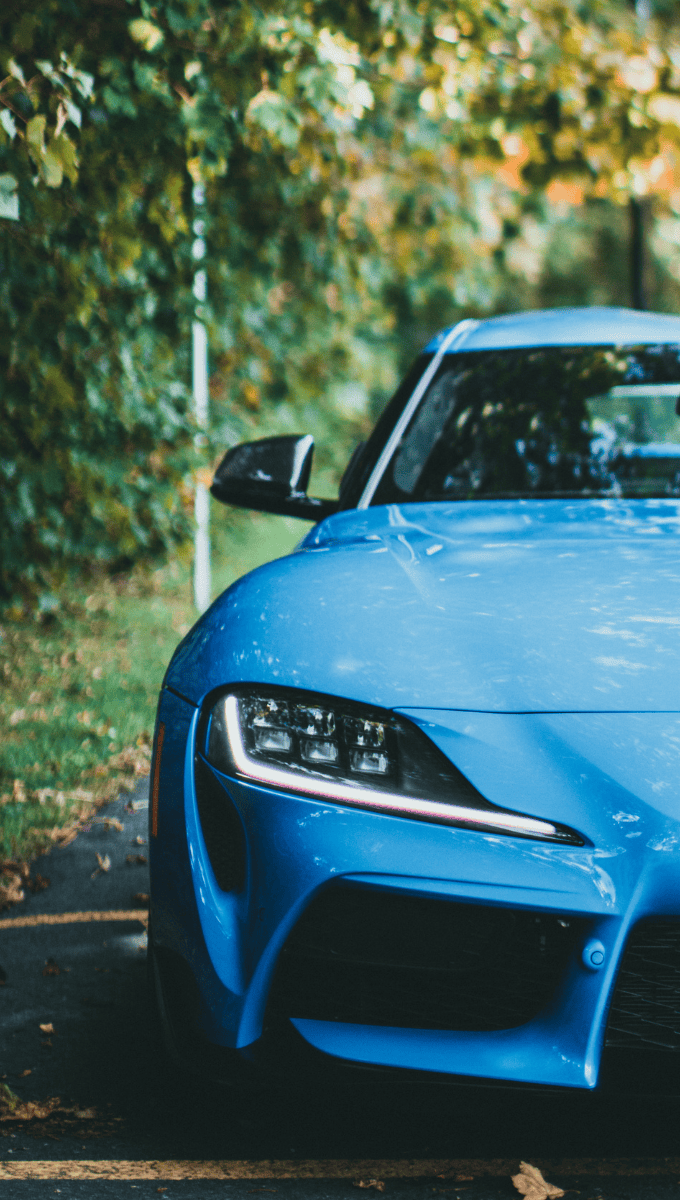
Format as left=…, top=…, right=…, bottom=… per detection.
left=3, top=785, right=680, bottom=1164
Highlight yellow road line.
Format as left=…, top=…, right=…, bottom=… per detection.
left=0, top=909, right=148, bottom=931
left=1, top=1159, right=680, bottom=1181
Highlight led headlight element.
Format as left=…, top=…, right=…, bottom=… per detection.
left=204, top=687, right=584, bottom=845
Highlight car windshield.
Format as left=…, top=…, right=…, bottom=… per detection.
left=370, top=344, right=680, bottom=503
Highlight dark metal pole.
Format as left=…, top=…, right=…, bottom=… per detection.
left=629, top=196, right=646, bottom=310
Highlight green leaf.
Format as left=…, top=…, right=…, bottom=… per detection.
left=26, top=114, right=46, bottom=154
left=8, top=58, right=26, bottom=85
left=246, top=89, right=301, bottom=149
left=0, top=109, right=17, bottom=139
left=47, top=135, right=78, bottom=185
left=0, top=173, right=19, bottom=220
left=35, top=58, right=61, bottom=84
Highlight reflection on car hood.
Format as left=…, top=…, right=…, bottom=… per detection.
left=167, top=499, right=680, bottom=713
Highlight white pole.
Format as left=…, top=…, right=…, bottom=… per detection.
left=192, top=182, right=211, bottom=614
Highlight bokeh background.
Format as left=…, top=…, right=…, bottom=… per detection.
left=3, top=0, right=680, bottom=864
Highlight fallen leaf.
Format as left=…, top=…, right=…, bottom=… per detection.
left=42, top=959, right=60, bottom=977
left=103, top=817, right=124, bottom=832
left=18, top=1070, right=31, bottom=1078
left=0, top=871, right=25, bottom=908
left=456, top=1178, right=474, bottom=1183
left=353, top=1182, right=385, bottom=1192
left=133, top=835, right=146, bottom=845
left=41, top=1039, right=53, bottom=1048
left=126, top=853, right=147, bottom=865
left=512, top=1162, right=565, bottom=1200
left=132, top=892, right=149, bottom=906
left=91, top=852, right=111, bottom=879
left=0, top=1085, right=62, bottom=1120
left=56, top=829, right=78, bottom=847
left=27, top=873, right=50, bottom=894
left=39, top=1023, right=54, bottom=1034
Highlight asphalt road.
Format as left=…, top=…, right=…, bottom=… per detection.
left=3, top=781, right=680, bottom=1198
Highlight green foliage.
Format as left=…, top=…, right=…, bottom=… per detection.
left=0, top=508, right=303, bottom=861
left=4, top=0, right=680, bottom=604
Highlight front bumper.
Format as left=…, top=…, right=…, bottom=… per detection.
left=150, top=687, right=680, bottom=1090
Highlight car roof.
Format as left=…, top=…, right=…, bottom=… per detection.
left=425, top=306, right=680, bottom=353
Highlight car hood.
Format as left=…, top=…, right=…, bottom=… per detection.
left=166, top=499, right=680, bottom=713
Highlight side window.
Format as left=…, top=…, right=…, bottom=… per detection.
left=392, top=369, right=469, bottom=495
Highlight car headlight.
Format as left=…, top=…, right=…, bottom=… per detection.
left=202, top=686, right=583, bottom=845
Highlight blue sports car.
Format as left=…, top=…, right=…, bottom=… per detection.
left=149, top=306, right=680, bottom=1092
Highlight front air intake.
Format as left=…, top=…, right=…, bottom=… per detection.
left=606, top=920, right=680, bottom=1051
left=268, top=884, right=586, bottom=1031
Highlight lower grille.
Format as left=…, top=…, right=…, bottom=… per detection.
left=268, top=885, right=585, bottom=1031
left=606, top=920, right=680, bottom=1051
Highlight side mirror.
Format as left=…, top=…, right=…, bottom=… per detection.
left=211, top=434, right=337, bottom=521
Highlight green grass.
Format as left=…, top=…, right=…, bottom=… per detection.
left=0, top=507, right=307, bottom=866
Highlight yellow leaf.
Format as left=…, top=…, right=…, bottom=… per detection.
left=128, top=19, right=164, bottom=52
left=41, top=146, right=63, bottom=188
left=51, top=134, right=79, bottom=185
left=26, top=115, right=46, bottom=154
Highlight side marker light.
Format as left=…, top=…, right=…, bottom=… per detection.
left=151, top=721, right=165, bottom=839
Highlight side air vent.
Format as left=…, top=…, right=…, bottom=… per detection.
left=194, top=755, right=246, bottom=892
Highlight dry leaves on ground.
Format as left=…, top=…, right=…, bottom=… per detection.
left=108, top=744, right=151, bottom=776
left=0, top=861, right=51, bottom=909
left=0, top=1087, right=61, bottom=1121
left=0, top=737, right=152, bottom=912
left=0, top=866, right=25, bottom=908
left=91, top=852, right=111, bottom=879
left=0, top=1083, right=98, bottom=1123
left=353, top=1182, right=386, bottom=1192
left=126, top=853, right=147, bottom=865
left=512, top=1162, right=565, bottom=1200
left=97, top=817, right=124, bottom=832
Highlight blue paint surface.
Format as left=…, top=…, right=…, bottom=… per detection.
left=166, top=498, right=680, bottom=713
left=425, top=306, right=680, bottom=352
left=155, top=306, right=680, bottom=1088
